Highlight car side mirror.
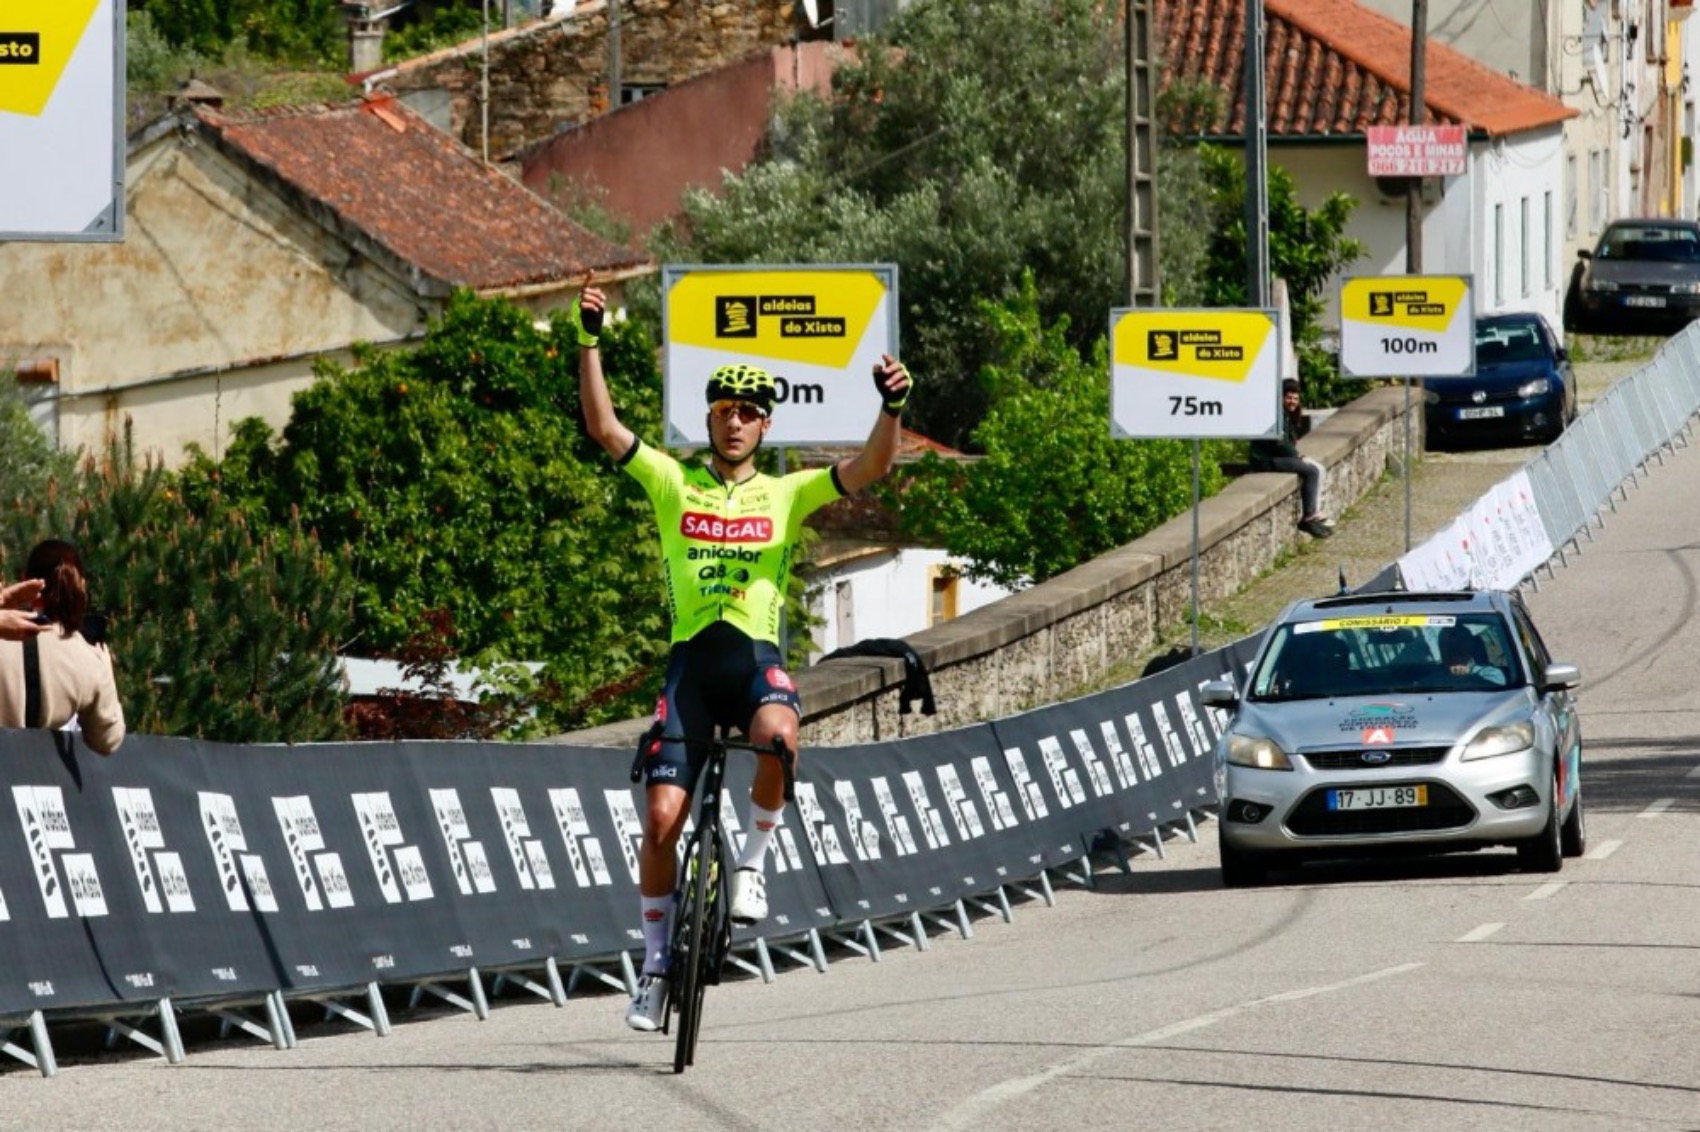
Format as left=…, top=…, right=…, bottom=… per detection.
left=1577, top=249, right=1593, bottom=260
left=1541, top=661, right=1581, bottom=691
left=1201, top=679, right=1239, bottom=708
left=1555, top=347, right=1569, bottom=362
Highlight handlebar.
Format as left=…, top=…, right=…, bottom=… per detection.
left=629, top=724, right=797, bottom=802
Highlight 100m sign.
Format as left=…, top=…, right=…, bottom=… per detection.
left=1381, top=337, right=1439, bottom=355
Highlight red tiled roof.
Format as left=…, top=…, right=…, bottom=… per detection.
left=1160, top=0, right=1576, bottom=139
left=194, top=96, right=650, bottom=294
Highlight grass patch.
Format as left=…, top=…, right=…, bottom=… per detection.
left=1568, top=333, right=1661, bottom=364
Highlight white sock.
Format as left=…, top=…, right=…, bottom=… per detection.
left=737, top=802, right=785, bottom=871
left=640, top=894, right=674, bottom=975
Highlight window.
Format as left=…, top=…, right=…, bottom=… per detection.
left=1520, top=196, right=1531, bottom=297
left=834, top=580, right=854, bottom=646
left=1494, top=202, right=1505, bottom=305
left=1588, top=148, right=1605, bottom=234
left=1566, top=154, right=1578, bottom=239
left=929, top=568, right=958, bottom=626
left=1544, top=190, right=1555, bottom=290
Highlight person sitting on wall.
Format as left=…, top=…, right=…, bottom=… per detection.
left=1249, top=378, right=1335, bottom=539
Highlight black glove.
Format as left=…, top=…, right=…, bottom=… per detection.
left=570, top=295, right=603, bottom=348
left=875, top=360, right=912, bottom=415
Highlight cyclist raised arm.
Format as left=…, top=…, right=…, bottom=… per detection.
left=571, top=286, right=912, bottom=1033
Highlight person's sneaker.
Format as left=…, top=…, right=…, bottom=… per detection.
left=729, top=867, right=768, bottom=925
left=624, top=972, right=668, bottom=1032
left=1300, top=517, right=1334, bottom=539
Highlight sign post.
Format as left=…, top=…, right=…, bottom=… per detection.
left=1338, top=274, right=1476, bottom=551
left=1111, top=308, right=1282, bottom=651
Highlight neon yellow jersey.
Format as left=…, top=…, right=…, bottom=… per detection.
left=620, top=440, right=844, bottom=645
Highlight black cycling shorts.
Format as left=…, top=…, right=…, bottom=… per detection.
left=640, top=621, right=802, bottom=790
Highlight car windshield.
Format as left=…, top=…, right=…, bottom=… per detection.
left=1249, top=612, right=1525, bottom=701
left=1596, top=226, right=1700, bottom=262
left=1474, top=322, right=1548, bottom=365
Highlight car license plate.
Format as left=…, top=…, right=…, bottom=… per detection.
left=1624, top=295, right=1666, bottom=308
left=1458, top=406, right=1504, bottom=420
left=1327, top=785, right=1428, bottom=811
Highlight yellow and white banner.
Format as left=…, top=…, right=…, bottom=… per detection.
left=1109, top=308, right=1280, bottom=439
left=0, top=0, right=123, bottom=240
left=661, top=264, right=899, bottom=447
left=1339, top=275, right=1474, bottom=378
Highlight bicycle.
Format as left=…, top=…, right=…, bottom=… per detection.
left=630, top=724, right=795, bottom=1074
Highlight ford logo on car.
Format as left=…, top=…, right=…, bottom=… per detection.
left=1360, top=750, right=1393, bottom=765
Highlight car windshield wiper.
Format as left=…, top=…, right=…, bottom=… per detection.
left=1251, top=691, right=1341, bottom=703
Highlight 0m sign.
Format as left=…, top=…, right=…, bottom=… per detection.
left=662, top=264, right=899, bottom=447
left=0, top=0, right=124, bottom=241
left=1109, top=308, right=1281, bottom=440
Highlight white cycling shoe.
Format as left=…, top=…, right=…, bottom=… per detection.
left=624, top=972, right=668, bottom=1032
left=729, top=867, right=768, bottom=925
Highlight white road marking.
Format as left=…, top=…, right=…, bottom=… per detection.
left=1457, top=922, right=1504, bottom=943
left=1525, top=882, right=1566, bottom=901
left=1586, top=839, right=1623, bottom=861
left=927, top=963, right=1424, bottom=1130
left=1638, top=798, right=1676, bottom=818
left=1687, top=764, right=1700, bottom=781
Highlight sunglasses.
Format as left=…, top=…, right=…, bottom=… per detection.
left=709, top=400, right=769, bottom=424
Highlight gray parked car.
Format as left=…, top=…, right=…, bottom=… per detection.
left=1565, top=218, right=1700, bottom=335
left=1204, top=589, right=1584, bottom=887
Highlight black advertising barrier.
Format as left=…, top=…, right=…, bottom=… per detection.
left=796, top=725, right=1040, bottom=925
left=0, top=634, right=1267, bottom=1030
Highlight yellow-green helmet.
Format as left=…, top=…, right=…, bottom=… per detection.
left=705, top=363, right=777, bottom=415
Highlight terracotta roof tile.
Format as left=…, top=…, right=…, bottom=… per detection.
left=1160, top=0, right=1575, bottom=139
left=194, top=96, right=649, bottom=294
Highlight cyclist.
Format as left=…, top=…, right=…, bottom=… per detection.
left=571, top=286, right=913, bottom=1033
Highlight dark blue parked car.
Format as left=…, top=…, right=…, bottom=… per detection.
left=1424, top=312, right=1577, bottom=448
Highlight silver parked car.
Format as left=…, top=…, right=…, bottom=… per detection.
left=1204, top=589, right=1584, bottom=887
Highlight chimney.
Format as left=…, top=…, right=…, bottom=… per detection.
left=349, top=14, right=386, bottom=75
left=169, top=77, right=225, bottom=111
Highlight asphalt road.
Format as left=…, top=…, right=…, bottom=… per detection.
left=5, top=362, right=1698, bottom=1131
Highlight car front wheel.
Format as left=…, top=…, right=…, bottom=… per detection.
left=1219, top=827, right=1269, bottom=888
left=1560, top=784, right=1587, bottom=858
left=1516, top=772, right=1565, bottom=874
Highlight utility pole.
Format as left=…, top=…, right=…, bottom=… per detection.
left=1125, top=0, right=1160, bottom=309
left=1402, top=0, right=1427, bottom=551
left=1244, top=0, right=1270, bottom=308
left=1407, top=0, right=1427, bottom=273
left=480, top=0, right=490, bottom=164
left=608, top=0, right=622, bottom=111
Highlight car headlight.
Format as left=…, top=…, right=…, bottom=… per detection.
left=1226, top=733, right=1293, bottom=770
left=1423, top=388, right=1441, bottom=404
left=1461, top=721, right=1535, bottom=761
left=1585, top=279, right=1618, bottom=292
left=1517, top=378, right=1551, bottom=397
left=1674, top=282, right=1700, bottom=295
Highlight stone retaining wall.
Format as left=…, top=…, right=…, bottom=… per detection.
left=562, top=384, right=1418, bottom=749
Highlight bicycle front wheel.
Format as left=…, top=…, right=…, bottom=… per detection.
left=671, top=831, right=721, bottom=1073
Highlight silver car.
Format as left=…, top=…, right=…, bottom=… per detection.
left=1204, top=589, right=1584, bottom=887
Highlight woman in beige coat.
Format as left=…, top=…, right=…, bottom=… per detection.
left=0, top=540, right=124, bottom=754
